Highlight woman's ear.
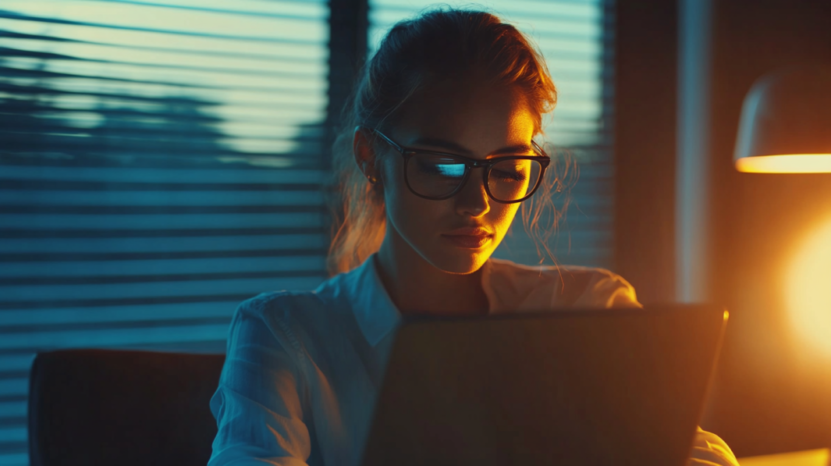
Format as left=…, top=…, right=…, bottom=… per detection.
left=353, top=126, right=379, bottom=184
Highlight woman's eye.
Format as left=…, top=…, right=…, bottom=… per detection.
left=491, top=169, right=525, bottom=182
left=433, top=163, right=465, bottom=177
left=415, top=158, right=465, bottom=177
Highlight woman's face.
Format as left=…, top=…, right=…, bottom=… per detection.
left=377, top=80, right=536, bottom=274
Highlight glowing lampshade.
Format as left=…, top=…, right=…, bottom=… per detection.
left=734, top=67, right=831, bottom=173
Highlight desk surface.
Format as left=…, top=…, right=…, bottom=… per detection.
left=739, top=448, right=830, bottom=466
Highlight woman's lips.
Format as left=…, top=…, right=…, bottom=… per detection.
left=441, top=233, right=493, bottom=249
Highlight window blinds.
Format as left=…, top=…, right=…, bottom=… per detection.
left=369, top=0, right=615, bottom=268
left=0, top=1, right=330, bottom=464
left=0, top=1, right=615, bottom=464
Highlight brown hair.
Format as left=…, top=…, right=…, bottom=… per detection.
left=327, top=7, right=574, bottom=275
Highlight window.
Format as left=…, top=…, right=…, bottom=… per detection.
left=0, top=1, right=329, bottom=464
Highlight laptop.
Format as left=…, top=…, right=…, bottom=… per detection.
left=361, top=304, right=728, bottom=466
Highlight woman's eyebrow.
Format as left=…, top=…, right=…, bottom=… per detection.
left=409, top=137, right=533, bottom=155
left=409, top=137, right=472, bottom=154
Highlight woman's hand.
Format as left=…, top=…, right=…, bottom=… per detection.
left=688, top=427, right=739, bottom=466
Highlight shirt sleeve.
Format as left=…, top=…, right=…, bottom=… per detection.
left=208, top=296, right=312, bottom=466
left=572, top=269, right=642, bottom=308
left=688, top=427, right=739, bottom=466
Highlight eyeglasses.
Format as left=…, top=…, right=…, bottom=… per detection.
left=371, top=129, right=551, bottom=204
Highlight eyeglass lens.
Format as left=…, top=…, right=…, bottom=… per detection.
left=406, top=153, right=542, bottom=201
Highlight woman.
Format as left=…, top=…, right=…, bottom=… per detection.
left=209, top=8, right=738, bottom=466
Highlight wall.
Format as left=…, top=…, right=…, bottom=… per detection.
left=614, top=0, right=678, bottom=304
left=706, top=0, right=831, bottom=456
left=617, top=0, right=831, bottom=456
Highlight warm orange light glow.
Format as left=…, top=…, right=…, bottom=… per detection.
left=786, top=216, right=831, bottom=356
left=739, top=448, right=830, bottom=466
left=736, top=154, right=831, bottom=173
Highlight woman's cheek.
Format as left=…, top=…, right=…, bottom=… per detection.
left=490, top=203, right=521, bottom=245
left=387, top=187, right=441, bottom=240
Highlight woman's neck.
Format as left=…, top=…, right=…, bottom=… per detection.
left=374, top=231, right=490, bottom=317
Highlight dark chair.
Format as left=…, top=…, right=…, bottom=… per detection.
left=28, top=349, right=225, bottom=466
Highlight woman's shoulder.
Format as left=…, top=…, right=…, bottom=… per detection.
left=233, top=270, right=351, bottom=321
left=232, top=290, right=324, bottom=321
left=485, top=257, right=641, bottom=310
left=227, top=282, right=349, bottom=353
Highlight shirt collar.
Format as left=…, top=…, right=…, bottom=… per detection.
left=345, top=254, right=402, bottom=347
left=345, top=254, right=516, bottom=346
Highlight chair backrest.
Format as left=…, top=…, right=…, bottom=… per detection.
left=28, top=349, right=225, bottom=466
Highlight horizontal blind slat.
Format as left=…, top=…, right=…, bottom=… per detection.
left=0, top=166, right=328, bottom=183
left=0, top=276, right=326, bottom=303
left=0, top=213, right=325, bottom=229
left=0, top=190, right=325, bottom=206
left=2, top=255, right=326, bottom=277
left=0, top=323, right=234, bottom=352
left=0, top=234, right=327, bottom=253
left=0, top=301, right=242, bottom=326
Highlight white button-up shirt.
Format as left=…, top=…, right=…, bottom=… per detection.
left=208, top=255, right=738, bottom=466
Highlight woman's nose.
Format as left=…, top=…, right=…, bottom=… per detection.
left=454, top=168, right=490, bottom=218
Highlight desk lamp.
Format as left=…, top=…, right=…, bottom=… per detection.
left=734, top=67, right=831, bottom=173
left=731, top=66, right=831, bottom=466
left=734, top=66, right=831, bottom=349
left=733, top=66, right=831, bottom=354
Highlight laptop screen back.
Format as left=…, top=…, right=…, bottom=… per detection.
left=361, top=305, right=727, bottom=466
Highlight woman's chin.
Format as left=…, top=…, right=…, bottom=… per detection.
left=425, top=245, right=493, bottom=275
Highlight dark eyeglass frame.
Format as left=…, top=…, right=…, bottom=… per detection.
left=370, top=128, right=551, bottom=204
